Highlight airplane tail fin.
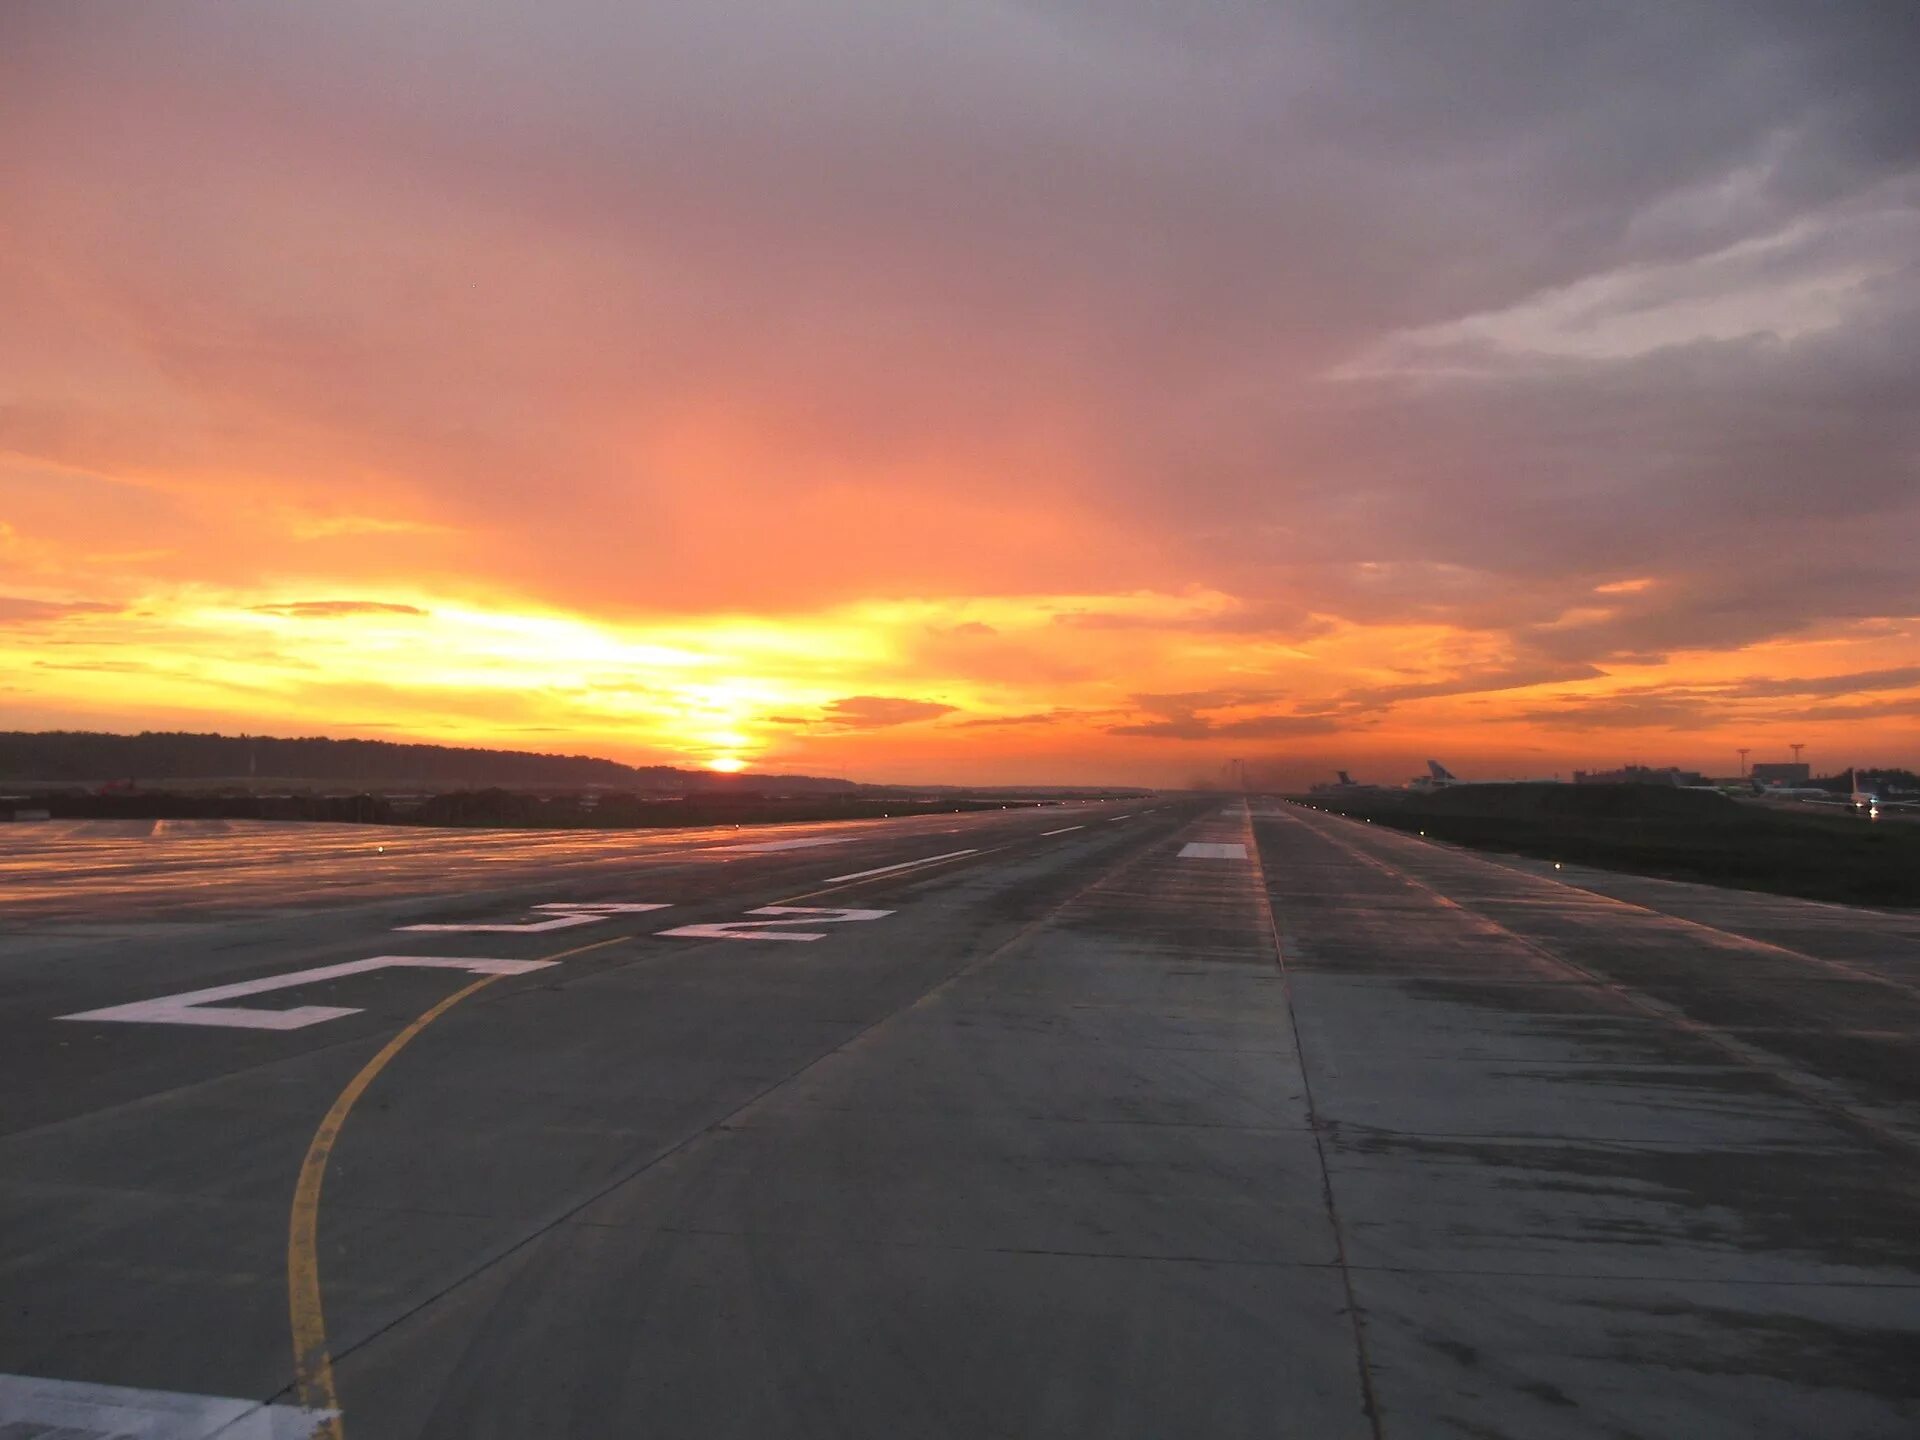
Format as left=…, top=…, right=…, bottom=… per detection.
left=1336, top=770, right=1353, bottom=786
left=1427, top=760, right=1456, bottom=782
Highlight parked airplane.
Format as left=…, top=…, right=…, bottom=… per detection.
left=1409, top=760, right=1460, bottom=792
left=1410, top=760, right=1560, bottom=792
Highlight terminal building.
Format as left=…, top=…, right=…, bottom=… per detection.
left=1750, top=761, right=1811, bottom=785
left=1572, top=765, right=1706, bottom=787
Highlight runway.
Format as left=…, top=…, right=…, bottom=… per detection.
left=1, top=799, right=1916, bottom=1438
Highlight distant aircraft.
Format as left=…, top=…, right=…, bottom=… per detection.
left=1410, top=760, right=1558, bottom=791
left=1309, top=769, right=1370, bottom=796
left=1766, top=769, right=1920, bottom=817
left=1750, top=778, right=1829, bottom=800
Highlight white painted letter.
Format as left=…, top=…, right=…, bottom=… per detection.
left=399, top=901, right=670, bottom=932
left=655, top=906, right=893, bottom=943
left=59, top=955, right=557, bottom=1031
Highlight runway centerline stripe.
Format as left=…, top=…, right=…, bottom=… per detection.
left=722, top=836, right=859, bottom=852
left=1041, top=825, right=1085, bottom=835
left=822, top=849, right=978, bottom=883
left=1179, top=842, right=1248, bottom=859
left=287, top=931, right=628, bottom=1439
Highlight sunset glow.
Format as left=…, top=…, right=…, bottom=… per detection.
left=3, top=5, right=1916, bottom=787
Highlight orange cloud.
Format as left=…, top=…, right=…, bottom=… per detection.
left=3, top=7, right=1916, bottom=785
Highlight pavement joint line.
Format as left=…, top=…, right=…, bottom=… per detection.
left=1336, top=1263, right=1920, bottom=1288
left=542, top=1225, right=1920, bottom=1288
left=1280, top=806, right=1920, bottom=1158
left=1243, top=799, right=1386, bottom=1440
left=561, top=1224, right=1349, bottom=1267
left=269, top=806, right=1202, bottom=1403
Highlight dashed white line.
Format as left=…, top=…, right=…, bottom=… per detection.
left=1042, top=825, right=1085, bottom=836
left=824, top=849, right=979, bottom=883
left=723, top=836, right=858, bottom=852
left=1105, top=814, right=1134, bottom=822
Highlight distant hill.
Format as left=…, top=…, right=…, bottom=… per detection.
left=0, top=730, right=859, bottom=794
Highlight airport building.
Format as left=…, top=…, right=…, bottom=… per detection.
left=1750, top=762, right=1811, bottom=785
left=1572, top=765, right=1706, bottom=787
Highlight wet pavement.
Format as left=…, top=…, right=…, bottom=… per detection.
left=0, top=799, right=1914, bottom=1438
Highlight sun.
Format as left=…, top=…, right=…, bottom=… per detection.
left=705, top=756, right=748, bottom=773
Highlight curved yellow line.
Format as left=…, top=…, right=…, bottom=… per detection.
left=286, top=932, right=624, bottom=1435
left=287, top=972, right=504, bottom=1434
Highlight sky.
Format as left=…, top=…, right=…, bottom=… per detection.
left=2, top=1, right=1917, bottom=787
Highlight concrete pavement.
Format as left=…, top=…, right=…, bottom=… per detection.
left=1, top=798, right=1915, bottom=1437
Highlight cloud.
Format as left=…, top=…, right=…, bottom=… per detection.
left=1, top=3, right=1916, bottom=779
left=952, top=709, right=1078, bottom=730
left=1721, top=666, right=1920, bottom=699
left=817, top=696, right=958, bottom=730
left=0, top=597, right=120, bottom=624
left=249, top=601, right=429, bottom=618
left=1108, top=711, right=1345, bottom=741
left=1324, top=663, right=1607, bottom=715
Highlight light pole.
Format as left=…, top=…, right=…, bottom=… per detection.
left=1737, top=747, right=1750, bottom=778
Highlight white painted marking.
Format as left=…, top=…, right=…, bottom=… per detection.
left=1105, top=814, right=1134, bottom=822
left=657, top=905, right=892, bottom=943
left=1179, top=842, right=1248, bottom=859
left=399, top=900, right=670, bottom=932
left=399, top=913, right=600, bottom=933
left=1041, top=825, right=1085, bottom=836
left=823, top=849, right=977, bottom=883
left=532, top=902, right=673, bottom=914
left=0, top=1373, right=331, bottom=1440
left=724, top=836, right=858, bottom=852
left=60, top=955, right=557, bottom=1031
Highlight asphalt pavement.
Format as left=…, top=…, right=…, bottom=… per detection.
left=1, top=798, right=1915, bottom=1438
